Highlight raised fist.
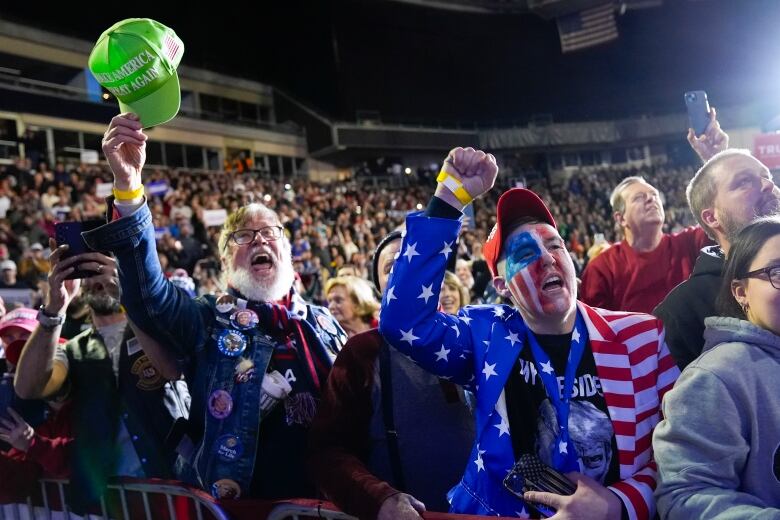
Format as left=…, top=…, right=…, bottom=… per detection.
left=102, top=113, right=148, bottom=192
left=436, top=147, right=498, bottom=210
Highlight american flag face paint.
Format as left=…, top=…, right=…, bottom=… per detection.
left=502, top=224, right=576, bottom=318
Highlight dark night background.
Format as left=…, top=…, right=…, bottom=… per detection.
left=2, top=0, right=778, bottom=125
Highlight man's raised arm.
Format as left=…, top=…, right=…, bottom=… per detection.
left=379, top=147, right=498, bottom=386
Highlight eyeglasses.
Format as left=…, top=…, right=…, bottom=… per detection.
left=227, top=226, right=284, bottom=248
left=740, top=265, right=780, bottom=289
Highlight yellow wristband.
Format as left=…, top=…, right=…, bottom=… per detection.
left=112, top=185, right=144, bottom=201
left=436, top=171, right=473, bottom=205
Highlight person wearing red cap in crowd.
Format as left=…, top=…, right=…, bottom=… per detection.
left=379, top=147, right=679, bottom=519
left=0, top=308, right=50, bottom=438
left=0, top=308, right=73, bottom=504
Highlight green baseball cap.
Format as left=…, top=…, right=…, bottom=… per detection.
left=88, top=18, right=184, bottom=128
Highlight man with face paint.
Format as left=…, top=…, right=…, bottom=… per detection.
left=379, top=147, right=679, bottom=519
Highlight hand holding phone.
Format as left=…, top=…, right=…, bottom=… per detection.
left=54, top=220, right=105, bottom=280
left=686, top=103, right=729, bottom=163
left=503, top=454, right=576, bottom=517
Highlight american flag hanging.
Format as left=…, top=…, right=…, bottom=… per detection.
left=556, top=3, right=618, bottom=53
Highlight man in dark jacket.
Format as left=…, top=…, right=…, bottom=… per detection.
left=14, top=253, right=191, bottom=513
left=655, top=114, right=780, bottom=369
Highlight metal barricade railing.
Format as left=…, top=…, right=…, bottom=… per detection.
left=265, top=499, right=357, bottom=520
left=1, top=481, right=499, bottom=520
left=1, top=478, right=229, bottom=520
left=263, top=500, right=497, bottom=520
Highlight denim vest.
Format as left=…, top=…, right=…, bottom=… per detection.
left=83, top=201, right=344, bottom=498
left=177, top=294, right=345, bottom=495
left=65, top=325, right=191, bottom=512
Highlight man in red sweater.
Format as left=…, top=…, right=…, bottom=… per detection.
left=580, top=177, right=710, bottom=314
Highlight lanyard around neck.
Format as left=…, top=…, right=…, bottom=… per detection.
left=526, top=310, right=588, bottom=472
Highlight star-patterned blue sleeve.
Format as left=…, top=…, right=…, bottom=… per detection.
left=378, top=212, right=475, bottom=388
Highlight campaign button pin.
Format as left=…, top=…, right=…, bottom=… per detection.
left=211, top=478, right=241, bottom=500
left=317, top=314, right=338, bottom=335
left=214, top=434, right=243, bottom=462
left=208, top=389, right=233, bottom=419
left=216, top=294, right=237, bottom=314
left=234, top=358, right=257, bottom=384
left=131, top=355, right=165, bottom=391
left=231, top=308, right=259, bottom=330
left=217, top=330, right=247, bottom=357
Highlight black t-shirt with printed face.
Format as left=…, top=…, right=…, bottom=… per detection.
left=505, top=332, right=620, bottom=491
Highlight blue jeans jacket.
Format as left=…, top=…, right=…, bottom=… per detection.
left=84, top=202, right=344, bottom=496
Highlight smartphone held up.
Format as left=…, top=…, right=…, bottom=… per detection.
left=53, top=220, right=106, bottom=280
left=684, top=90, right=710, bottom=137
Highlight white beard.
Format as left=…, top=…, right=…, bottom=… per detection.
left=228, top=259, right=296, bottom=303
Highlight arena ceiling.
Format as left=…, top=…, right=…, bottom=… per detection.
left=1, top=0, right=778, bottom=126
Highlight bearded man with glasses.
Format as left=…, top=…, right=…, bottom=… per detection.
left=79, top=113, right=346, bottom=501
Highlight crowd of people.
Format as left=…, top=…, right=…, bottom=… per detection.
left=0, top=151, right=700, bottom=310
left=0, top=106, right=778, bottom=520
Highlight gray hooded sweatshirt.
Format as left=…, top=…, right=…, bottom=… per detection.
left=653, top=317, right=780, bottom=519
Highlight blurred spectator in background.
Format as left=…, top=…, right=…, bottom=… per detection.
left=0, top=306, right=72, bottom=504
left=454, top=258, right=476, bottom=297
left=175, top=221, right=205, bottom=273
left=19, top=243, right=49, bottom=287
left=325, top=276, right=379, bottom=338
left=0, top=307, right=54, bottom=472
left=439, top=271, right=469, bottom=315
left=0, top=260, right=28, bottom=289
left=580, top=176, right=710, bottom=313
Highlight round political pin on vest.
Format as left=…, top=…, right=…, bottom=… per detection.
left=214, top=434, right=243, bottom=462
left=211, top=478, right=241, bottom=500
left=217, top=330, right=247, bottom=357
left=208, top=389, right=233, bottom=419
left=231, top=308, right=258, bottom=330
left=234, top=358, right=257, bottom=384
left=317, top=314, right=338, bottom=335
left=216, top=294, right=237, bottom=314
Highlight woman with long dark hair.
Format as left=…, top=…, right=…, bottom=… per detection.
left=654, top=215, right=780, bottom=518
